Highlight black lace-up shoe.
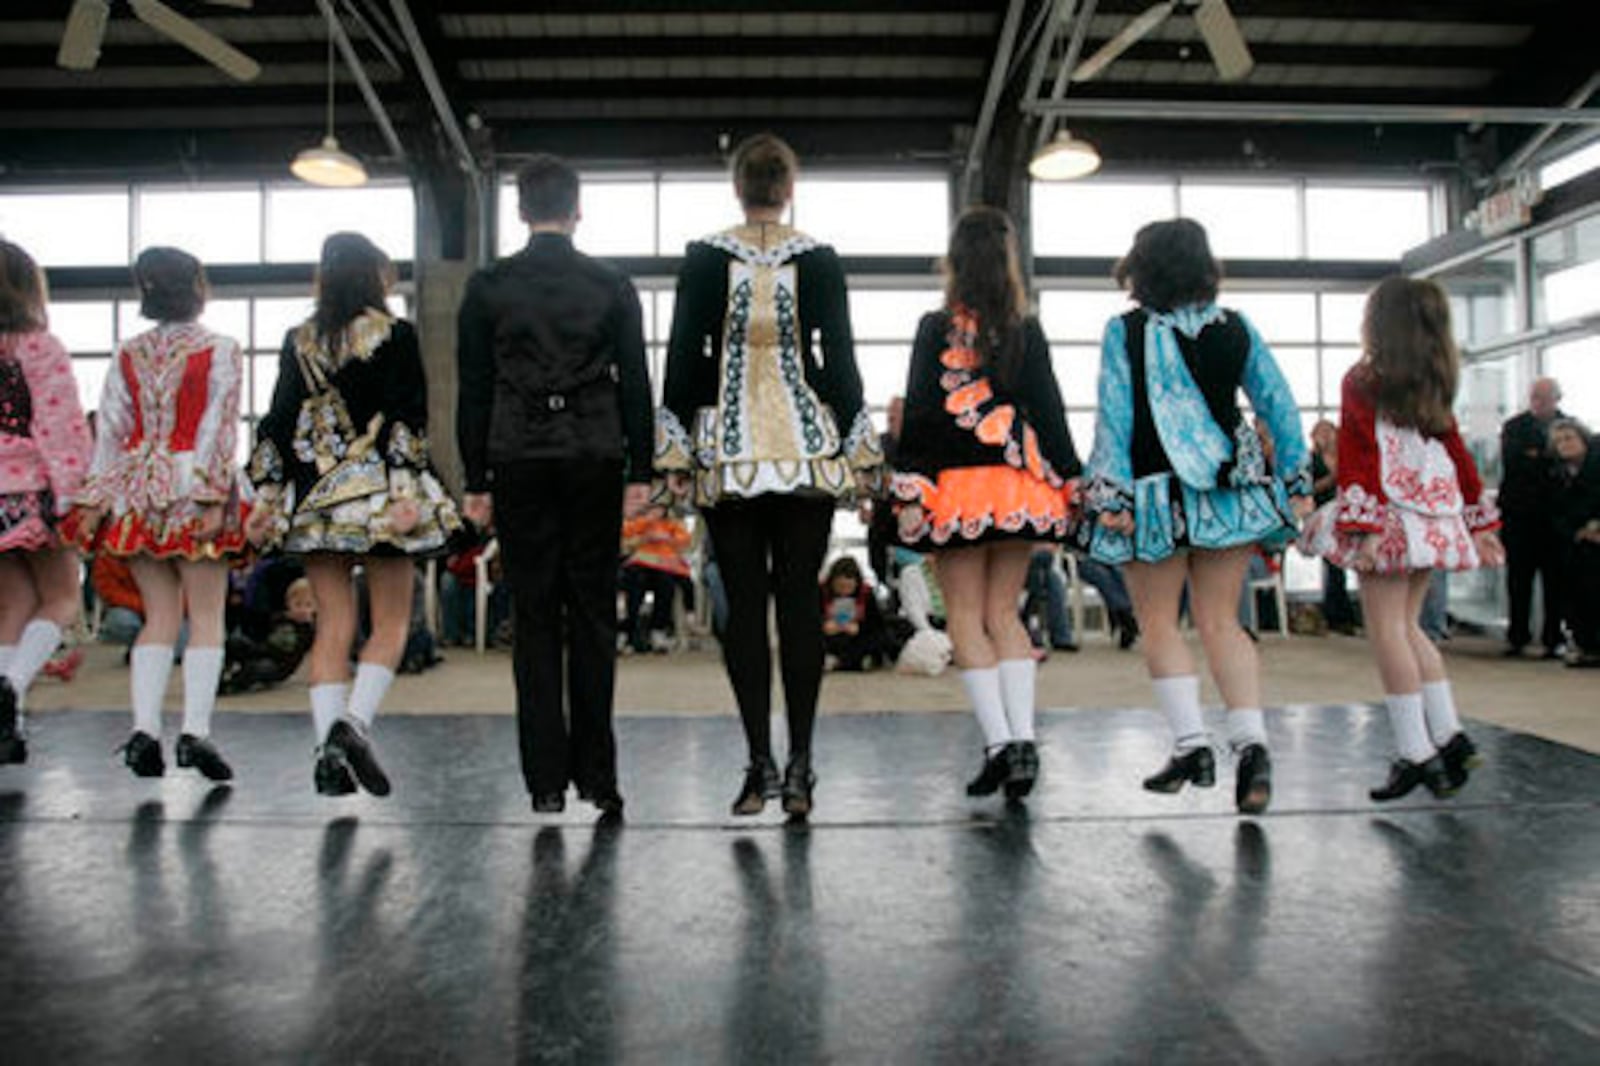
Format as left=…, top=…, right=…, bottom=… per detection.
left=119, top=731, right=165, bottom=778
left=175, top=734, right=234, bottom=782
left=1142, top=747, right=1215, bottom=793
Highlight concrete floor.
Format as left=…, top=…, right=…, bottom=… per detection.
left=26, top=631, right=1600, bottom=755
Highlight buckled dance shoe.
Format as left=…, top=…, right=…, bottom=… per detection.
left=119, top=731, right=165, bottom=778
left=175, top=734, right=234, bottom=782
left=325, top=719, right=391, bottom=797
left=731, top=758, right=781, bottom=816
left=1438, top=732, right=1483, bottom=790
left=1004, top=741, right=1040, bottom=800
left=1234, top=744, right=1272, bottom=815
left=781, top=753, right=816, bottom=818
left=1370, top=755, right=1457, bottom=802
left=967, top=745, right=1014, bottom=797
left=1142, top=747, right=1216, bottom=794
left=313, top=746, right=357, bottom=796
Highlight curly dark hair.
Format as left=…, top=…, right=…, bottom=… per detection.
left=823, top=554, right=864, bottom=589
left=1113, top=218, right=1222, bottom=311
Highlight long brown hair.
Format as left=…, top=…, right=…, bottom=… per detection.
left=944, top=206, right=1027, bottom=385
left=730, top=133, right=798, bottom=210
left=1361, top=276, right=1459, bottom=435
left=313, top=232, right=392, bottom=350
left=0, top=239, right=48, bottom=335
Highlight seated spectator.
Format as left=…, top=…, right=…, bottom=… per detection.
left=220, top=576, right=316, bottom=694
left=821, top=556, right=890, bottom=671
left=439, top=533, right=510, bottom=648
left=1023, top=547, right=1077, bottom=654
left=1076, top=555, right=1139, bottom=650
left=620, top=506, right=693, bottom=654
left=1551, top=418, right=1600, bottom=666
left=91, top=553, right=145, bottom=646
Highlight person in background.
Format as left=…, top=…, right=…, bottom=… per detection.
left=1300, top=277, right=1503, bottom=801
left=1549, top=418, right=1600, bottom=667
left=249, top=232, right=462, bottom=798
left=820, top=555, right=889, bottom=671
left=893, top=206, right=1080, bottom=802
left=1419, top=571, right=1450, bottom=642
left=439, top=531, right=509, bottom=649
left=1499, top=377, right=1565, bottom=658
left=457, top=155, right=652, bottom=818
left=0, top=238, right=93, bottom=765
left=70, top=246, right=245, bottom=782
left=220, top=575, right=316, bottom=694
left=1022, top=546, right=1077, bottom=655
left=1079, top=219, right=1311, bottom=817
left=619, top=504, right=693, bottom=653
left=656, top=133, right=882, bottom=819
left=1310, top=418, right=1357, bottom=634
left=1078, top=556, right=1139, bottom=650
left=865, top=395, right=905, bottom=587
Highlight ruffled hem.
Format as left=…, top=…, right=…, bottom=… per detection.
left=1077, top=474, right=1294, bottom=564
left=68, top=507, right=249, bottom=561
left=892, top=466, right=1075, bottom=551
left=0, top=490, right=60, bottom=552
left=0, top=520, right=56, bottom=553
left=1299, top=500, right=1484, bottom=573
left=278, top=471, right=463, bottom=558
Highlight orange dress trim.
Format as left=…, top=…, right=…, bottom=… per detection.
left=892, top=465, right=1075, bottom=548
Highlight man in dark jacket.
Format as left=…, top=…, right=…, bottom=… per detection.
left=457, top=155, right=652, bottom=816
left=1498, top=377, right=1565, bottom=657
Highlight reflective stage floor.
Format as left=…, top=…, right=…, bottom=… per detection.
left=2, top=706, right=1598, bottom=1064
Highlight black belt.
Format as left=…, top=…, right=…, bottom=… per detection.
left=512, top=364, right=619, bottom=413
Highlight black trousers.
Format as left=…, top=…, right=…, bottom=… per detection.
left=1568, top=542, right=1600, bottom=655
left=1321, top=560, right=1356, bottom=629
left=621, top=565, right=677, bottom=648
left=702, top=494, right=835, bottom=763
left=495, top=459, right=623, bottom=797
left=1502, top=512, right=1566, bottom=650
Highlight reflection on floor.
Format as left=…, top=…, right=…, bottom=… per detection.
left=2, top=707, right=1598, bottom=1063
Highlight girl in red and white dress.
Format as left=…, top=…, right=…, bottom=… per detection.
left=0, top=239, right=93, bottom=764
left=1301, top=276, right=1503, bottom=801
left=68, top=248, right=246, bottom=782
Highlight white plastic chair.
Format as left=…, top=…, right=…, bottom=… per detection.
left=1064, top=552, right=1111, bottom=642
left=474, top=538, right=500, bottom=656
left=1247, top=564, right=1291, bottom=638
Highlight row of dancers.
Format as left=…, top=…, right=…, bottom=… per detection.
left=0, top=135, right=1502, bottom=818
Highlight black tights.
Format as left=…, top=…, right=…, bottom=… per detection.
left=703, top=494, right=835, bottom=764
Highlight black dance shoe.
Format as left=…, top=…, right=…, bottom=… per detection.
left=1235, top=744, right=1272, bottom=815
left=1369, top=755, right=1456, bottom=802
left=119, top=731, right=165, bottom=778
left=731, top=758, right=781, bottom=816
left=0, top=678, right=24, bottom=765
left=175, top=734, right=234, bottom=782
left=1004, top=741, right=1040, bottom=800
left=578, top=782, right=626, bottom=817
left=1142, top=747, right=1215, bottom=794
left=966, top=745, right=1014, bottom=797
left=531, top=792, right=566, bottom=814
left=1438, top=732, right=1483, bottom=790
left=325, top=719, right=391, bottom=797
left=781, top=753, right=817, bottom=818
left=313, top=747, right=357, bottom=796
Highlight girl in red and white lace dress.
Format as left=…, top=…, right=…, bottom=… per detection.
left=68, top=248, right=246, bottom=782
left=1301, top=276, right=1503, bottom=801
left=0, top=239, right=93, bottom=764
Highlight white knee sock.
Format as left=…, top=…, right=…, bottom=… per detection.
left=5, top=620, right=62, bottom=700
left=996, top=658, right=1037, bottom=742
left=1384, top=692, right=1436, bottom=764
left=309, top=683, right=349, bottom=745
left=961, top=667, right=1011, bottom=750
left=0, top=644, right=16, bottom=676
left=1153, top=675, right=1208, bottom=752
left=181, top=646, right=225, bottom=738
left=347, top=663, right=395, bottom=729
left=130, top=644, right=175, bottom=737
left=1225, top=708, right=1267, bottom=753
left=1420, top=680, right=1462, bottom=746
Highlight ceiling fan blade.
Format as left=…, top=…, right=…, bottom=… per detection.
left=129, top=0, right=261, bottom=81
left=1072, top=0, right=1176, bottom=82
left=1194, top=0, right=1254, bottom=82
left=57, top=0, right=110, bottom=71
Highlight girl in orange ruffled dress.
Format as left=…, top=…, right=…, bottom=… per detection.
left=892, top=207, right=1080, bottom=800
left=69, top=247, right=245, bottom=782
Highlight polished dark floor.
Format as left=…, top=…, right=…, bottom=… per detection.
left=2, top=705, right=1598, bottom=1064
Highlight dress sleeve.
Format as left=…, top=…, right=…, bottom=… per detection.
left=376, top=321, right=435, bottom=502
left=246, top=331, right=306, bottom=534
left=889, top=313, right=945, bottom=477
left=1083, top=315, right=1135, bottom=515
left=18, top=332, right=92, bottom=512
left=657, top=244, right=719, bottom=473
left=1237, top=312, right=1311, bottom=497
left=1441, top=419, right=1500, bottom=532
left=807, top=246, right=882, bottom=478
left=1019, top=317, right=1080, bottom=480
left=1334, top=369, right=1385, bottom=534
left=612, top=276, right=654, bottom=484
left=455, top=273, right=495, bottom=494
left=78, top=347, right=135, bottom=509
left=188, top=334, right=242, bottom=504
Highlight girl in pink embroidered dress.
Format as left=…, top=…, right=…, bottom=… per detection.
left=68, top=247, right=245, bottom=783
left=1300, top=277, right=1504, bottom=802
left=0, top=239, right=93, bottom=764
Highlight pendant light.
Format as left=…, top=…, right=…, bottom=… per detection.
left=1028, top=129, right=1102, bottom=181
left=291, top=12, right=367, bottom=187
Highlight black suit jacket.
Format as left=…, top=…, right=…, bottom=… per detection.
left=456, top=232, right=652, bottom=492
left=1499, top=409, right=1562, bottom=516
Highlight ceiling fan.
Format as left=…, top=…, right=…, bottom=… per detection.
left=57, top=0, right=261, bottom=82
left=1072, top=0, right=1254, bottom=84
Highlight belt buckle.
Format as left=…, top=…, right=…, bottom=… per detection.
left=547, top=394, right=566, bottom=412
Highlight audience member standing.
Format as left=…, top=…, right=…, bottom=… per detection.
left=249, top=232, right=461, bottom=798
left=457, top=156, right=652, bottom=817
left=1499, top=377, right=1565, bottom=657
left=0, top=239, right=93, bottom=764
left=71, top=247, right=245, bottom=781
left=656, top=133, right=882, bottom=819
left=1549, top=419, right=1600, bottom=667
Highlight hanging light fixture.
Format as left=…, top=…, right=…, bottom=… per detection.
left=1028, top=129, right=1102, bottom=181
left=291, top=10, right=366, bottom=187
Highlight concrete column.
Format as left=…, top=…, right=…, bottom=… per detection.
left=415, top=256, right=472, bottom=496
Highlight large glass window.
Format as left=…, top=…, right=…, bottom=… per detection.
left=1540, top=140, right=1600, bottom=191
left=1432, top=244, right=1520, bottom=348
left=1305, top=185, right=1433, bottom=260
left=0, top=191, right=130, bottom=267
left=496, top=176, right=657, bottom=258
left=1180, top=182, right=1299, bottom=259
left=1533, top=212, right=1600, bottom=326
left=658, top=179, right=742, bottom=256
left=264, top=184, right=415, bottom=263
left=47, top=301, right=116, bottom=355
left=1032, top=180, right=1176, bottom=257
left=1226, top=291, right=1317, bottom=344
left=797, top=178, right=948, bottom=256
left=136, top=186, right=263, bottom=264
left=1542, top=335, right=1600, bottom=425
